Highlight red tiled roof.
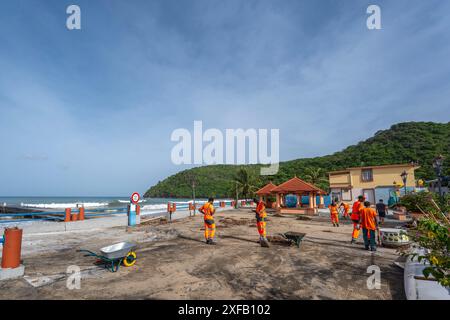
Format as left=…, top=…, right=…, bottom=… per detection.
left=256, top=182, right=277, bottom=195
left=271, top=176, right=326, bottom=194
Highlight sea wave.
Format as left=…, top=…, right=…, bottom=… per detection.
left=141, top=204, right=170, bottom=210
left=21, top=202, right=109, bottom=209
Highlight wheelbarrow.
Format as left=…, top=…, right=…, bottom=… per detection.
left=282, top=232, right=306, bottom=248
left=78, top=242, right=137, bottom=272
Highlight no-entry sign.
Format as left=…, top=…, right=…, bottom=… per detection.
left=130, top=192, right=140, bottom=204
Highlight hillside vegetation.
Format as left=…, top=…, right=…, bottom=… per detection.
left=144, top=122, right=450, bottom=198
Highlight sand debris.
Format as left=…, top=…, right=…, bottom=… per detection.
left=218, top=217, right=252, bottom=227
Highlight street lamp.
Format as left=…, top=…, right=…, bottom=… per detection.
left=400, top=171, right=408, bottom=195
left=433, top=155, right=445, bottom=197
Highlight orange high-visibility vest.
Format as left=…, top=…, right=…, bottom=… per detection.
left=351, top=201, right=363, bottom=220
left=343, top=203, right=350, bottom=213
left=256, top=201, right=267, bottom=220
left=328, top=204, right=338, bottom=215
left=199, top=202, right=215, bottom=220
left=360, top=207, right=377, bottom=230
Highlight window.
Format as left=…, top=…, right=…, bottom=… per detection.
left=342, top=188, right=352, bottom=201
left=361, top=169, right=373, bottom=182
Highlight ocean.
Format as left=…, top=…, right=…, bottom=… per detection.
left=0, top=196, right=233, bottom=216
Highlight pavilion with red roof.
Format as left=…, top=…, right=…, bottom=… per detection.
left=270, top=176, right=327, bottom=215
left=255, top=182, right=278, bottom=207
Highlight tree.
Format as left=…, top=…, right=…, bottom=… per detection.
left=303, top=167, right=328, bottom=188
left=234, top=168, right=257, bottom=201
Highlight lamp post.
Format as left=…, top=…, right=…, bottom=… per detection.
left=400, top=171, right=408, bottom=196
left=432, top=155, right=444, bottom=197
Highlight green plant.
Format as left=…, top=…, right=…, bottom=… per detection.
left=407, top=217, right=450, bottom=288
left=399, top=192, right=450, bottom=214
left=402, top=194, right=450, bottom=288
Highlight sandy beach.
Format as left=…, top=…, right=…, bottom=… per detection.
left=0, top=208, right=405, bottom=299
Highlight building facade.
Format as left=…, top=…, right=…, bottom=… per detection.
left=328, top=164, right=419, bottom=204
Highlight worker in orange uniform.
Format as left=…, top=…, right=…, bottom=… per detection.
left=199, top=197, right=216, bottom=245
left=360, top=201, right=379, bottom=251
left=328, top=201, right=339, bottom=227
left=339, top=202, right=350, bottom=219
left=350, top=195, right=365, bottom=244
left=253, top=198, right=269, bottom=247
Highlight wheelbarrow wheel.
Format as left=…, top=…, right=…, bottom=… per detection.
left=123, top=251, right=137, bottom=267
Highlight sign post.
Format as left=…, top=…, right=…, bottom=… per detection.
left=128, top=192, right=140, bottom=227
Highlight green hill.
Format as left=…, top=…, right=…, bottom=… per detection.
left=144, top=122, right=450, bottom=198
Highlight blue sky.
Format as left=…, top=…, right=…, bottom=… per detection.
left=0, top=0, right=449, bottom=196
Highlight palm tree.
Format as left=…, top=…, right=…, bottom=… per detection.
left=303, top=167, right=328, bottom=186
left=234, top=168, right=257, bottom=201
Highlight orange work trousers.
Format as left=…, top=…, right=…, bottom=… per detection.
left=204, top=221, right=216, bottom=240
left=352, top=220, right=360, bottom=240
left=257, top=221, right=266, bottom=238
left=331, top=213, right=339, bottom=224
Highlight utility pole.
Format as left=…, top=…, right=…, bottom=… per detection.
left=192, top=180, right=196, bottom=216
left=235, top=181, right=239, bottom=209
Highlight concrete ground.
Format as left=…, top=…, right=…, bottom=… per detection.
left=0, top=208, right=405, bottom=299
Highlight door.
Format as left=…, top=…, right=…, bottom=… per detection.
left=363, top=189, right=375, bottom=204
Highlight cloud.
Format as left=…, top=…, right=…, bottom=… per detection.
left=0, top=0, right=449, bottom=195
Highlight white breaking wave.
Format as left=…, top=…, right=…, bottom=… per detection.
left=141, top=204, right=170, bottom=211
left=117, top=199, right=145, bottom=203
left=21, top=202, right=109, bottom=209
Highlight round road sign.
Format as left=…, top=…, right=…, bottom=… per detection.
left=130, top=192, right=140, bottom=204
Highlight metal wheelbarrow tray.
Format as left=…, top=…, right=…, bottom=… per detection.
left=78, top=242, right=138, bottom=272
left=283, top=232, right=306, bottom=248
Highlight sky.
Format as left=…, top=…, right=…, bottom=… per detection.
left=0, top=0, right=449, bottom=196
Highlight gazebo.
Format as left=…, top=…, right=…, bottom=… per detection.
left=255, top=182, right=278, bottom=208
left=270, top=176, right=327, bottom=215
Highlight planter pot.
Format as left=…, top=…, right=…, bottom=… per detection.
left=379, top=228, right=411, bottom=247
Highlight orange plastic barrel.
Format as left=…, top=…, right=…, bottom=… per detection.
left=167, top=202, right=171, bottom=212
left=65, top=208, right=71, bottom=222
left=79, top=207, right=85, bottom=220
left=1, top=227, right=23, bottom=269
left=172, top=203, right=176, bottom=212
left=71, top=213, right=78, bottom=221
left=136, top=205, right=140, bottom=216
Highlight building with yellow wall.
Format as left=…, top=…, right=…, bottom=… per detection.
left=328, top=163, right=419, bottom=204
